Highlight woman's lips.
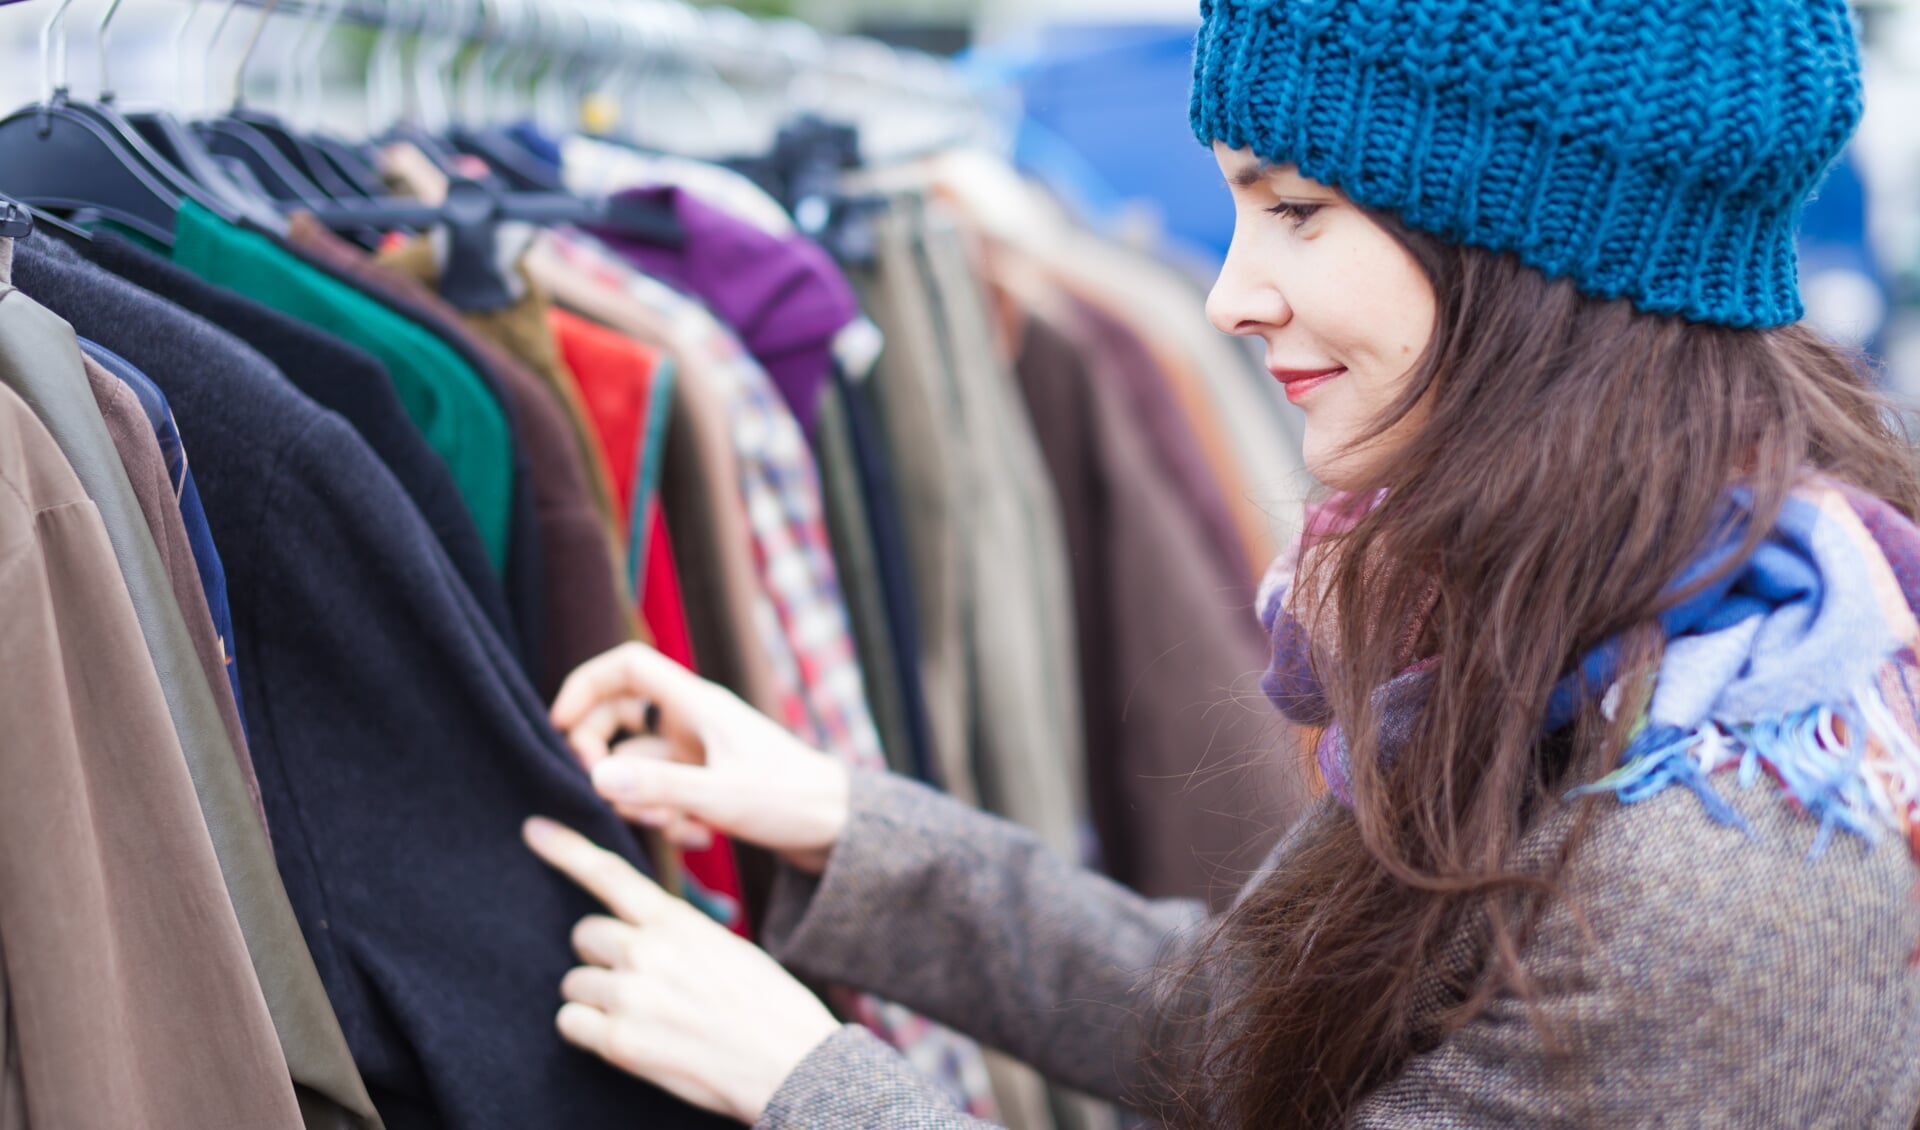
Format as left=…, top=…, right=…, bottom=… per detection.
left=1270, top=366, right=1346, bottom=404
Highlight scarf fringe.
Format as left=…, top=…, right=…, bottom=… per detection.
left=1569, top=675, right=1920, bottom=859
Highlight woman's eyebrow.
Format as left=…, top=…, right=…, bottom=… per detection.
left=1226, top=162, right=1275, bottom=189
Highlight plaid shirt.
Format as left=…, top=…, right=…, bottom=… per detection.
left=543, top=228, right=1001, bottom=1119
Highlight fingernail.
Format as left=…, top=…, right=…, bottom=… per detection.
left=524, top=817, right=559, bottom=849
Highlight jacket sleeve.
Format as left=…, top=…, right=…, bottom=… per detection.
left=760, top=1026, right=1002, bottom=1129
left=757, top=769, right=1215, bottom=1110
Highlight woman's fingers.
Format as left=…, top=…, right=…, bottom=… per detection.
left=561, top=965, right=626, bottom=1011
left=550, top=642, right=701, bottom=732
left=564, top=697, right=655, bottom=770
left=524, top=818, right=680, bottom=927
left=662, top=818, right=714, bottom=851
left=556, top=1002, right=618, bottom=1060
left=593, top=757, right=727, bottom=822
left=570, top=915, right=637, bottom=969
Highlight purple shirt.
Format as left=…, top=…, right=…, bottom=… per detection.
left=585, top=186, right=859, bottom=435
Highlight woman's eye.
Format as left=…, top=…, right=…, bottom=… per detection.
left=1263, top=201, right=1324, bottom=229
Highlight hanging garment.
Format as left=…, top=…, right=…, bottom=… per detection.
left=81, top=343, right=262, bottom=831
left=537, top=227, right=1004, bottom=1120
left=906, top=210, right=1097, bottom=1130
left=0, top=377, right=306, bottom=1129
left=1063, top=290, right=1252, bottom=603
left=813, top=376, right=921, bottom=780
left=926, top=151, right=1303, bottom=576
left=170, top=202, right=516, bottom=574
left=546, top=307, right=668, bottom=549
left=285, top=216, right=630, bottom=700
left=916, top=204, right=1090, bottom=865
left=81, top=339, right=248, bottom=730
left=562, top=136, right=797, bottom=237
left=545, top=305, right=748, bottom=934
left=77, top=233, right=522, bottom=665
left=377, top=236, right=628, bottom=560
left=839, top=205, right=977, bottom=806
left=818, top=364, right=938, bottom=786
left=1010, top=300, right=1312, bottom=906
left=642, top=512, right=698, bottom=668
left=1, top=240, right=382, bottom=1130
left=584, top=185, right=859, bottom=435
left=11, top=237, right=730, bottom=1130
left=535, top=233, right=787, bottom=713
left=1057, top=233, right=1307, bottom=574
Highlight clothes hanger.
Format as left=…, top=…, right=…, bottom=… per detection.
left=193, top=0, right=338, bottom=209
left=366, top=0, right=463, bottom=178
left=0, top=194, right=38, bottom=240
left=109, top=0, right=289, bottom=234
left=0, top=0, right=198, bottom=246
left=286, top=0, right=389, bottom=200
left=432, top=0, right=560, bottom=192
left=299, top=0, right=682, bottom=309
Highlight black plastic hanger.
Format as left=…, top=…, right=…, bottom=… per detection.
left=304, top=176, right=684, bottom=311
left=0, top=97, right=186, bottom=246
left=449, top=125, right=565, bottom=193
left=117, top=105, right=287, bottom=232
left=228, top=108, right=374, bottom=201
left=196, top=115, right=336, bottom=209
left=0, top=194, right=37, bottom=239
left=307, top=133, right=391, bottom=198
left=729, top=115, right=877, bottom=264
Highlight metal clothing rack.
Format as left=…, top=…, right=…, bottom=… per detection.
left=8, top=0, right=983, bottom=157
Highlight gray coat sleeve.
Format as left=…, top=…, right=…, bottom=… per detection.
left=756, top=768, right=1920, bottom=1130
left=756, top=768, right=1212, bottom=1116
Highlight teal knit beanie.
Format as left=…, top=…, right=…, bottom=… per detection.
left=1189, top=0, right=1863, bottom=328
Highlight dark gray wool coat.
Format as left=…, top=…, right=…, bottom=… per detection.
left=755, top=768, right=1920, bottom=1128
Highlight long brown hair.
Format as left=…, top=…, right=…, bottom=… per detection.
left=1148, top=214, right=1920, bottom=1128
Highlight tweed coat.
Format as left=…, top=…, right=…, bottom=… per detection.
left=756, top=768, right=1920, bottom=1128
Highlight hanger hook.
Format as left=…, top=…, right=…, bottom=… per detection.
left=269, top=0, right=315, bottom=114
left=202, top=0, right=247, bottom=115
left=172, top=0, right=205, bottom=111
left=368, top=0, right=413, bottom=130
left=232, top=0, right=282, bottom=111
left=295, top=0, right=346, bottom=131
left=96, top=0, right=129, bottom=102
left=39, top=0, right=79, bottom=105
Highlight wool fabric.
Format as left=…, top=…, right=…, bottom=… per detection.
left=1189, top=0, right=1863, bottom=327
left=1257, top=482, right=1920, bottom=862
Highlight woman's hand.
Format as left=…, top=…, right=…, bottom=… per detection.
left=551, top=642, right=850, bottom=873
left=524, top=817, right=843, bottom=1124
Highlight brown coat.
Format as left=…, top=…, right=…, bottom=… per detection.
left=1010, top=300, right=1310, bottom=906
left=0, top=372, right=305, bottom=1128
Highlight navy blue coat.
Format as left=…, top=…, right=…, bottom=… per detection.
left=76, top=233, right=528, bottom=671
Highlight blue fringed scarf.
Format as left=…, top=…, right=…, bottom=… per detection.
left=1259, top=481, right=1920, bottom=855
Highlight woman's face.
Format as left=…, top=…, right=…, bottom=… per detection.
left=1207, top=144, right=1438, bottom=490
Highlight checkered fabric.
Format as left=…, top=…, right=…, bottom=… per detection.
left=543, top=228, right=1002, bottom=1119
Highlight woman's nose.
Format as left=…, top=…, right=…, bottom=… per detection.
left=1207, top=247, right=1289, bottom=337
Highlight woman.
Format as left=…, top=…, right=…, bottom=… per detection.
left=523, top=0, right=1920, bottom=1125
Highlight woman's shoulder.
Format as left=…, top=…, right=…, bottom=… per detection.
left=1552, top=776, right=1920, bottom=957
left=1352, top=781, right=1920, bottom=1127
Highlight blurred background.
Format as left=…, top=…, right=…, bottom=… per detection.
left=2, top=0, right=1916, bottom=391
